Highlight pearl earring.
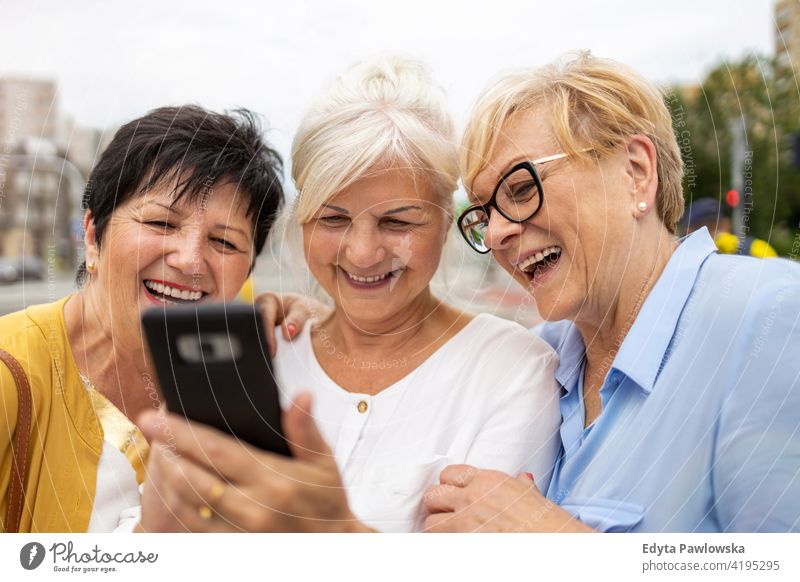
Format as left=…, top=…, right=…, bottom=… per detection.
left=637, top=201, right=648, bottom=212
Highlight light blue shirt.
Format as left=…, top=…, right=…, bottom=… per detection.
left=535, top=228, right=800, bottom=532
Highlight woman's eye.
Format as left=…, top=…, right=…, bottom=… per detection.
left=320, top=216, right=348, bottom=226
left=382, top=218, right=412, bottom=228
left=509, top=182, right=537, bottom=201
left=145, top=220, right=174, bottom=229
left=213, top=238, right=238, bottom=251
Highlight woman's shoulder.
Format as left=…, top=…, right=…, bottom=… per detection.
left=431, top=313, right=558, bottom=406
left=0, top=297, right=72, bottom=408
left=450, top=313, right=557, bottom=362
left=0, top=298, right=70, bottom=362
left=695, top=255, right=800, bottom=319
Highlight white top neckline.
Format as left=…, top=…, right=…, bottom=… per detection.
left=304, top=313, right=487, bottom=400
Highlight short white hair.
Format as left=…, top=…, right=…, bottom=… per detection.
left=290, top=55, right=459, bottom=223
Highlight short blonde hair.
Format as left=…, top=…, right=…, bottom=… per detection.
left=291, top=55, right=458, bottom=223
left=461, top=52, right=685, bottom=233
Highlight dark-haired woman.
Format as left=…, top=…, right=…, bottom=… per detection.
left=0, top=105, right=284, bottom=532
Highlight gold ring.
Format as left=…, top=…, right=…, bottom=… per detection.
left=208, top=481, right=226, bottom=506
left=198, top=505, right=213, bottom=520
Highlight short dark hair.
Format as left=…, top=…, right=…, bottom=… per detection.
left=78, top=105, right=284, bottom=284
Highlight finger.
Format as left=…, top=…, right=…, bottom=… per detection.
left=150, top=448, right=248, bottom=532
left=283, top=392, right=335, bottom=467
left=438, top=464, right=480, bottom=487
left=282, top=293, right=313, bottom=341
left=139, top=444, right=193, bottom=532
left=422, top=483, right=463, bottom=513
left=282, top=321, right=298, bottom=342
left=143, top=450, right=242, bottom=532
left=138, top=411, right=270, bottom=479
left=423, top=511, right=458, bottom=533
left=140, top=409, right=313, bottom=486
left=517, top=472, right=538, bottom=490
left=255, top=293, right=283, bottom=357
left=137, top=409, right=170, bottom=443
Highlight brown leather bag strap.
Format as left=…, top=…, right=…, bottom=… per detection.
left=0, top=348, right=32, bottom=533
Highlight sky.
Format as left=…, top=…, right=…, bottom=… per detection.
left=0, top=0, right=780, bottom=158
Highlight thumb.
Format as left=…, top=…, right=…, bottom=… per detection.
left=283, top=392, right=334, bottom=466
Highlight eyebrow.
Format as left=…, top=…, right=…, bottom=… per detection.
left=382, top=205, right=422, bottom=216
left=137, top=201, right=186, bottom=215
left=321, top=204, right=350, bottom=214
left=214, top=225, right=248, bottom=238
left=320, top=204, right=423, bottom=216
left=140, top=201, right=249, bottom=238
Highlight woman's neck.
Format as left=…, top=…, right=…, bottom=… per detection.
left=63, top=288, right=154, bottom=423
left=576, top=228, right=678, bottom=379
left=320, top=288, right=445, bottom=361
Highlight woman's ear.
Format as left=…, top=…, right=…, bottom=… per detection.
left=83, top=210, right=100, bottom=269
left=625, top=135, right=658, bottom=217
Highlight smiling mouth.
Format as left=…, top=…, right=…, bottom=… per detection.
left=516, top=246, right=562, bottom=285
left=339, top=267, right=405, bottom=288
left=143, top=279, right=206, bottom=304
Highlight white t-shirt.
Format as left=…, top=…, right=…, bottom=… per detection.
left=273, top=313, right=561, bottom=532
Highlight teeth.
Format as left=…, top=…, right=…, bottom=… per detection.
left=518, top=246, right=561, bottom=273
left=144, top=281, right=203, bottom=301
left=345, top=270, right=392, bottom=284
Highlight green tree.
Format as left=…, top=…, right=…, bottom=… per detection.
left=667, top=55, right=800, bottom=254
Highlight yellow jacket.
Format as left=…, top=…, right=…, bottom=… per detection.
left=0, top=296, right=102, bottom=532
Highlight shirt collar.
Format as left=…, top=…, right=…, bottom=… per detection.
left=610, top=228, right=718, bottom=394
left=552, top=323, right=585, bottom=394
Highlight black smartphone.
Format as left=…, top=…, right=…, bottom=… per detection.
left=141, top=303, right=291, bottom=456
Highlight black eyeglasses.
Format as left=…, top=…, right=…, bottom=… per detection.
left=457, top=151, right=574, bottom=254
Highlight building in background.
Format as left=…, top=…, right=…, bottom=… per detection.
left=775, top=0, right=800, bottom=67
left=0, top=77, right=58, bottom=142
left=0, top=77, right=104, bottom=270
left=0, top=139, right=73, bottom=266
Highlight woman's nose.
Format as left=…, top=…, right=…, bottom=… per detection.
left=165, top=232, right=208, bottom=277
left=342, top=224, right=386, bottom=268
left=484, top=209, right=525, bottom=251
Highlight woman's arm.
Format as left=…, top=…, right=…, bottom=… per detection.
left=136, top=393, right=373, bottom=533
left=712, top=284, right=800, bottom=532
left=461, top=348, right=561, bottom=489
left=421, top=345, right=592, bottom=532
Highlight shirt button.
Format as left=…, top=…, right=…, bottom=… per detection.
left=357, top=400, right=368, bottom=414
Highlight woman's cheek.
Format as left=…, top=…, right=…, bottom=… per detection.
left=219, top=258, right=252, bottom=301
left=407, top=230, right=442, bottom=274
left=309, top=229, right=343, bottom=265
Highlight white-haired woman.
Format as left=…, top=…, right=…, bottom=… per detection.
left=136, top=56, right=561, bottom=533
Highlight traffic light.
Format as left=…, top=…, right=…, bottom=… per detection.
left=790, top=131, right=800, bottom=170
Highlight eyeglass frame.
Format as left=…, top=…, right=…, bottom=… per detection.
left=457, top=150, right=582, bottom=254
